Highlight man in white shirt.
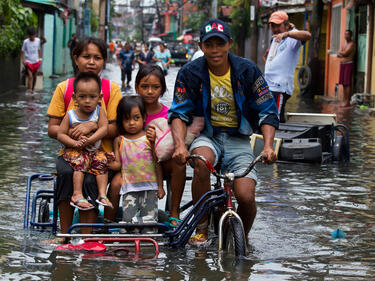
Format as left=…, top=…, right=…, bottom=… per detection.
left=191, top=47, right=204, bottom=61
left=21, top=27, right=46, bottom=94
left=264, top=11, right=311, bottom=122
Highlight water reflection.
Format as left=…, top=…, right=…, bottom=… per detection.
left=0, top=65, right=374, bottom=279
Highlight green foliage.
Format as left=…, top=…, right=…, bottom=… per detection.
left=110, top=0, right=117, bottom=19
left=184, top=11, right=208, bottom=32
left=195, top=0, right=212, bottom=10
left=132, top=29, right=142, bottom=42
left=224, top=0, right=251, bottom=44
left=90, top=13, right=99, bottom=33
left=182, top=0, right=210, bottom=32
left=0, top=0, right=35, bottom=56
left=109, top=0, right=116, bottom=38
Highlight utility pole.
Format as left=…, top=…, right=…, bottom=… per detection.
left=106, top=0, right=110, bottom=43
left=211, top=0, right=217, bottom=18
left=139, top=0, right=144, bottom=42
left=154, top=0, right=161, bottom=35
left=249, top=0, right=258, bottom=62
left=99, top=0, right=106, bottom=40
left=304, top=0, right=324, bottom=97
left=83, top=0, right=91, bottom=37
left=178, top=1, right=184, bottom=35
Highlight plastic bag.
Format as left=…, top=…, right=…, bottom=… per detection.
left=148, top=116, right=204, bottom=162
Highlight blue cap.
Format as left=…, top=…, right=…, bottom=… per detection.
left=200, top=19, right=231, bottom=43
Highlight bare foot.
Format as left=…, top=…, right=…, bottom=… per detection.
left=41, top=237, right=67, bottom=245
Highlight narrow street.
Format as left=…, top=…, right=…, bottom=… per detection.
left=101, top=62, right=179, bottom=108
left=0, top=61, right=373, bottom=279
left=2, top=0, right=375, bottom=278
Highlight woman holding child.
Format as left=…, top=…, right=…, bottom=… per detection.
left=47, top=37, right=122, bottom=237
left=47, top=38, right=194, bottom=239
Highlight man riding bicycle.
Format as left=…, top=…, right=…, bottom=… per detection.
left=168, top=19, right=279, bottom=246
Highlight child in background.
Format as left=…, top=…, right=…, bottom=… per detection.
left=21, top=27, right=46, bottom=94
left=108, top=96, right=165, bottom=232
left=118, top=42, right=135, bottom=90
left=57, top=72, right=113, bottom=210
left=135, top=64, right=203, bottom=228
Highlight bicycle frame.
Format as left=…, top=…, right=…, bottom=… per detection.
left=187, top=154, right=265, bottom=254
left=24, top=155, right=264, bottom=256
left=24, top=172, right=227, bottom=250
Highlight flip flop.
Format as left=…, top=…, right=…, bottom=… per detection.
left=96, top=195, right=113, bottom=209
left=70, top=198, right=94, bottom=211
left=167, top=216, right=181, bottom=228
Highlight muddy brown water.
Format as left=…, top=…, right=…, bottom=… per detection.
left=0, top=64, right=374, bottom=280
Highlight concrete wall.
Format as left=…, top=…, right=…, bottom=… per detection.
left=256, top=25, right=271, bottom=72
left=371, top=7, right=375, bottom=94
left=0, top=55, right=21, bottom=94
left=67, top=17, right=77, bottom=73
left=43, top=14, right=54, bottom=77
left=43, top=13, right=76, bottom=77
left=54, top=14, right=64, bottom=74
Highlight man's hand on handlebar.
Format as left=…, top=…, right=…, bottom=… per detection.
left=260, top=147, right=277, bottom=164
left=172, top=145, right=190, bottom=165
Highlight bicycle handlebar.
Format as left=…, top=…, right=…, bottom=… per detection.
left=187, top=154, right=266, bottom=181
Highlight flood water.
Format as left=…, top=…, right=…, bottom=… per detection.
left=0, top=63, right=374, bottom=280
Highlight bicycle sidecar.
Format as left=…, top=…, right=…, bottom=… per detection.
left=23, top=173, right=228, bottom=253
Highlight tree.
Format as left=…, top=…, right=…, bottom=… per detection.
left=184, top=11, right=208, bottom=32
left=0, top=0, right=35, bottom=56
left=304, top=0, right=324, bottom=97
left=307, top=0, right=323, bottom=63
left=224, top=0, right=250, bottom=56
left=181, top=0, right=211, bottom=33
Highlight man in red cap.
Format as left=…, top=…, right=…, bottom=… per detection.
left=264, top=11, right=311, bottom=122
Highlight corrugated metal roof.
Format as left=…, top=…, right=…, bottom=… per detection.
left=21, top=0, right=66, bottom=14
left=23, top=0, right=58, bottom=7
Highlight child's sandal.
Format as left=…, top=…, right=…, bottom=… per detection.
left=96, top=195, right=113, bottom=208
left=167, top=216, right=181, bottom=228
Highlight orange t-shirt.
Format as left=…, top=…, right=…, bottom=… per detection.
left=109, top=42, right=115, bottom=53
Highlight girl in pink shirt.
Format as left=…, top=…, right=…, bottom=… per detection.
left=135, top=64, right=203, bottom=228
left=108, top=96, right=165, bottom=230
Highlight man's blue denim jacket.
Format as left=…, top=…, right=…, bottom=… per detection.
left=168, top=52, right=279, bottom=136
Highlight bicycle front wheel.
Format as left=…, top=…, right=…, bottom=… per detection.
left=222, top=216, right=247, bottom=257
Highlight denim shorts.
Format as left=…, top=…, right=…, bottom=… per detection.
left=189, top=132, right=258, bottom=183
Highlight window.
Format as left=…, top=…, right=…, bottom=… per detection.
left=330, top=5, right=341, bottom=54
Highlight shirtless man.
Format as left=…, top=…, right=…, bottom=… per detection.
left=337, top=30, right=355, bottom=107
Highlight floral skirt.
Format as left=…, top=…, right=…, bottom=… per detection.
left=63, top=148, right=108, bottom=175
